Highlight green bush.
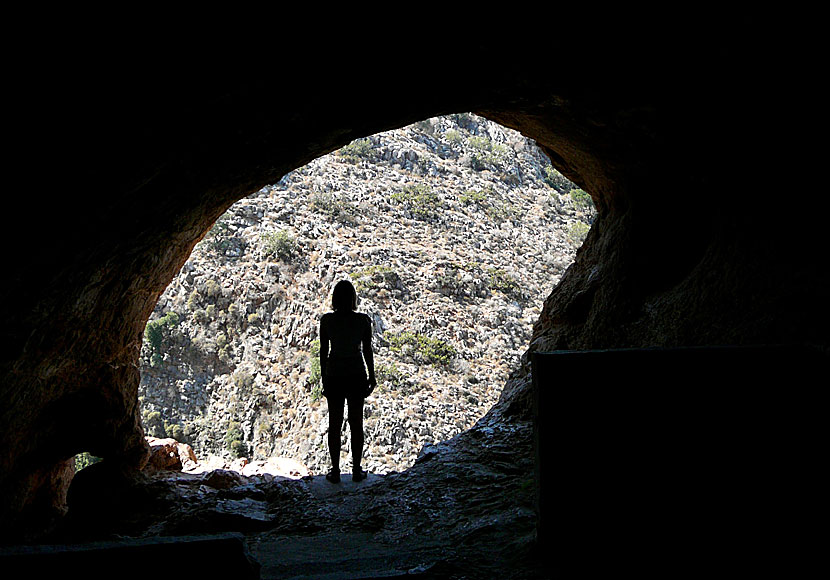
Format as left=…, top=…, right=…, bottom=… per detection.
left=568, top=221, right=591, bottom=246
left=74, top=452, right=101, bottom=473
left=229, top=440, right=247, bottom=458
left=385, top=331, right=456, bottom=367
left=143, top=311, right=179, bottom=368
left=485, top=200, right=517, bottom=223
left=310, top=382, right=324, bottom=403
left=191, top=309, right=208, bottom=326
left=487, top=267, right=522, bottom=299
left=459, top=189, right=487, bottom=206
left=414, top=119, right=434, bottom=133
left=349, top=265, right=398, bottom=292
left=570, top=188, right=595, bottom=212
left=232, top=369, right=255, bottom=391
left=142, top=410, right=166, bottom=437
left=543, top=164, right=573, bottom=191
left=200, top=213, right=234, bottom=256
left=375, top=362, right=406, bottom=391
left=468, top=136, right=508, bottom=170
left=308, top=339, right=322, bottom=400
left=444, top=129, right=462, bottom=145
left=165, top=422, right=184, bottom=441
left=337, top=138, right=376, bottom=163
left=224, top=421, right=247, bottom=458
left=308, top=191, right=359, bottom=225
left=262, top=230, right=297, bottom=262
left=390, top=184, right=442, bottom=220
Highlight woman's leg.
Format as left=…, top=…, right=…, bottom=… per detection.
left=346, top=395, right=365, bottom=476
left=327, top=394, right=346, bottom=475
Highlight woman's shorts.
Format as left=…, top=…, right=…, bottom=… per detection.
left=324, top=373, right=369, bottom=399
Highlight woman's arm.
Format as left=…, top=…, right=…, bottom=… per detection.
left=362, top=315, right=376, bottom=389
left=319, top=317, right=330, bottom=391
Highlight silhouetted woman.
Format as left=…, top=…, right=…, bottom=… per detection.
left=319, top=279, right=376, bottom=483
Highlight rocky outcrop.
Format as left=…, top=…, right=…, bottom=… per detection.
left=144, top=437, right=198, bottom=472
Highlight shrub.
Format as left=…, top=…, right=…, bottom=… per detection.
left=568, top=221, right=591, bottom=246
left=349, top=265, right=398, bottom=292
left=200, top=213, right=234, bottom=256
left=444, top=129, right=462, bottom=145
left=385, top=331, right=456, bottom=367
left=543, top=164, right=573, bottom=192
left=224, top=421, right=247, bottom=458
left=485, top=200, right=517, bottom=223
left=262, top=230, right=297, bottom=262
left=308, top=191, right=359, bottom=225
left=308, top=339, right=322, bottom=400
left=337, top=138, right=376, bottom=163
left=390, top=184, right=442, bottom=220
left=375, top=362, right=407, bottom=391
left=229, top=440, right=247, bottom=458
left=487, top=267, right=522, bottom=299
left=187, top=290, right=199, bottom=310
left=414, top=119, right=434, bottom=134
left=468, top=136, right=508, bottom=170
left=165, top=422, right=184, bottom=441
left=74, top=452, right=101, bottom=472
left=232, top=369, right=255, bottom=391
left=459, top=189, right=487, bottom=206
left=570, top=188, right=595, bottom=212
left=142, top=410, right=166, bottom=437
left=143, top=311, right=179, bottom=368
left=191, top=309, right=208, bottom=326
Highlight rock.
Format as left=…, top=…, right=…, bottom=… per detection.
left=241, top=457, right=311, bottom=479
left=144, top=437, right=199, bottom=472
left=201, top=469, right=246, bottom=490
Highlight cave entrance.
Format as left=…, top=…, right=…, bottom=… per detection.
left=131, top=112, right=595, bottom=480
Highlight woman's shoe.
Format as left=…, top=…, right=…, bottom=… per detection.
left=352, top=468, right=368, bottom=482
left=326, top=469, right=341, bottom=483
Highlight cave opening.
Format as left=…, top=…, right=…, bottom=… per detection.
left=125, top=112, right=596, bottom=483
left=2, top=36, right=823, bottom=578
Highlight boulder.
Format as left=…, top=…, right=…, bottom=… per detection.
left=144, top=437, right=198, bottom=472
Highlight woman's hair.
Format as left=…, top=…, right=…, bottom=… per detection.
left=331, top=279, right=358, bottom=311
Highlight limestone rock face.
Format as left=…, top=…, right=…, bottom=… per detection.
left=1, top=41, right=826, bottom=541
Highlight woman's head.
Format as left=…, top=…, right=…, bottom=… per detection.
left=331, top=279, right=358, bottom=311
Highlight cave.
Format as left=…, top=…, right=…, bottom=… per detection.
left=1, top=33, right=826, bottom=577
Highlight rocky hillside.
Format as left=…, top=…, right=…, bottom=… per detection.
left=138, top=113, right=594, bottom=476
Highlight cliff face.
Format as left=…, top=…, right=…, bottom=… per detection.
left=1, top=40, right=825, bottom=544
left=138, top=113, right=592, bottom=475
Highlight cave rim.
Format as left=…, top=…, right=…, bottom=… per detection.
left=129, top=111, right=592, bottom=481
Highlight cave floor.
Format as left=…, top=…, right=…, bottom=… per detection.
left=38, top=416, right=545, bottom=579
left=249, top=417, right=542, bottom=579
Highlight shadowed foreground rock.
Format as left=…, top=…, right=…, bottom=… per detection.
left=0, top=534, right=260, bottom=579
left=36, top=403, right=540, bottom=579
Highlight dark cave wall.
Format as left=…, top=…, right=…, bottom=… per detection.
left=2, top=43, right=825, bottom=541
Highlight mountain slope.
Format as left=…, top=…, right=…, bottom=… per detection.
left=138, top=113, right=594, bottom=475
